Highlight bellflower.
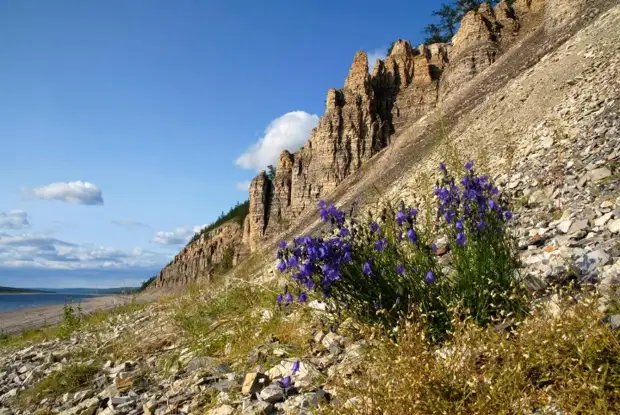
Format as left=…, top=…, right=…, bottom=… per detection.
left=396, top=211, right=407, bottom=226
left=280, top=376, right=292, bottom=388
left=456, top=232, right=466, bottom=246
left=425, top=271, right=435, bottom=285
left=285, top=293, right=294, bottom=303
left=370, top=222, right=380, bottom=233
left=396, top=264, right=406, bottom=276
left=287, top=256, right=299, bottom=269
left=374, top=238, right=388, bottom=252
left=277, top=260, right=287, bottom=273
left=298, top=292, right=307, bottom=303
left=291, top=361, right=300, bottom=374
left=363, top=261, right=372, bottom=275
left=278, top=240, right=288, bottom=250
left=407, top=228, right=417, bottom=243
left=276, top=294, right=283, bottom=304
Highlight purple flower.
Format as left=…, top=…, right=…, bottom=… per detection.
left=456, top=232, right=466, bottom=246
left=440, top=162, right=447, bottom=172
left=505, top=211, right=513, bottom=220
left=287, top=256, right=299, bottom=269
left=465, top=160, right=474, bottom=171
left=285, top=293, right=294, bottom=303
left=317, top=200, right=327, bottom=209
left=374, top=238, right=388, bottom=252
left=298, top=292, right=308, bottom=303
left=396, top=264, right=406, bottom=276
left=488, top=199, right=497, bottom=210
left=320, top=209, right=329, bottom=222
left=397, top=231, right=403, bottom=241
left=396, top=211, right=407, bottom=226
left=278, top=240, right=288, bottom=250
left=431, top=243, right=438, bottom=254
left=340, top=228, right=350, bottom=237
left=276, top=260, right=287, bottom=273
left=407, top=228, right=417, bottom=243
left=425, top=271, right=435, bottom=285
left=456, top=220, right=464, bottom=231
left=370, top=222, right=380, bottom=234
left=363, top=261, right=372, bottom=275
left=291, top=361, right=300, bottom=374
left=300, top=262, right=313, bottom=277
left=280, top=376, right=292, bottom=388
left=276, top=294, right=283, bottom=304
left=409, top=208, right=419, bottom=218
left=343, top=251, right=352, bottom=263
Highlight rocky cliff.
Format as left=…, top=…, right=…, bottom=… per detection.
left=152, top=221, right=245, bottom=290
left=245, top=0, right=542, bottom=248
left=151, top=0, right=586, bottom=290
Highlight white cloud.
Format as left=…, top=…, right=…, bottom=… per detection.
left=152, top=224, right=208, bottom=246
left=235, top=181, right=251, bottom=191
left=235, top=111, right=319, bottom=172
left=0, top=232, right=163, bottom=271
left=30, top=181, right=104, bottom=205
left=0, top=210, right=29, bottom=230
left=367, top=48, right=387, bottom=72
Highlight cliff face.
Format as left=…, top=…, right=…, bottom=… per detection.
left=152, top=221, right=244, bottom=290
left=152, top=0, right=577, bottom=290
left=246, top=0, right=543, bottom=250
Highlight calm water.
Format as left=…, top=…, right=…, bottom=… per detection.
left=0, top=293, right=102, bottom=313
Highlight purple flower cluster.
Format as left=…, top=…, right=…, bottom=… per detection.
left=435, top=161, right=511, bottom=246
left=394, top=202, right=419, bottom=244
left=275, top=201, right=354, bottom=301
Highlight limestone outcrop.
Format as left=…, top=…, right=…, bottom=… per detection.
left=152, top=0, right=602, bottom=289
left=247, top=0, right=535, bottom=250
left=152, top=221, right=244, bottom=289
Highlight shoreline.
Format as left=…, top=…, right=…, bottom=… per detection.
left=0, top=294, right=149, bottom=335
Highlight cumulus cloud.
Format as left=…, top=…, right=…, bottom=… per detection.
left=235, top=181, right=251, bottom=191
left=30, top=181, right=104, bottom=205
left=112, top=220, right=150, bottom=231
left=0, top=232, right=164, bottom=271
left=152, top=224, right=207, bottom=246
left=235, top=111, right=319, bottom=172
left=367, top=48, right=387, bottom=72
left=0, top=210, right=29, bottom=230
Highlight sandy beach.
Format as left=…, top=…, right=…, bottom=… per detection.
left=0, top=294, right=152, bottom=335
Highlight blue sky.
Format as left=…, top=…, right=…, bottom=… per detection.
left=0, top=0, right=440, bottom=288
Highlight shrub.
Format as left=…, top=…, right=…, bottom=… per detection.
left=59, top=302, right=83, bottom=338
left=188, top=200, right=250, bottom=246
left=275, top=162, right=524, bottom=340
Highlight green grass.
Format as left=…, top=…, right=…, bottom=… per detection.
left=15, top=363, right=100, bottom=408
left=0, top=297, right=148, bottom=351
left=174, top=281, right=315, bottom=371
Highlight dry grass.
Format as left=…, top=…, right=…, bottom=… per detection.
left=324, top=296, right=620, bottom=415
left=174, top=281, right=316, bottom=371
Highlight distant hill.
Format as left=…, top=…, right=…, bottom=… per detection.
left=44, top=287, right=140, bottom=295
left=0, top=286, right=51, bottom=294
left=0, top=287, right=139, bottom=295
